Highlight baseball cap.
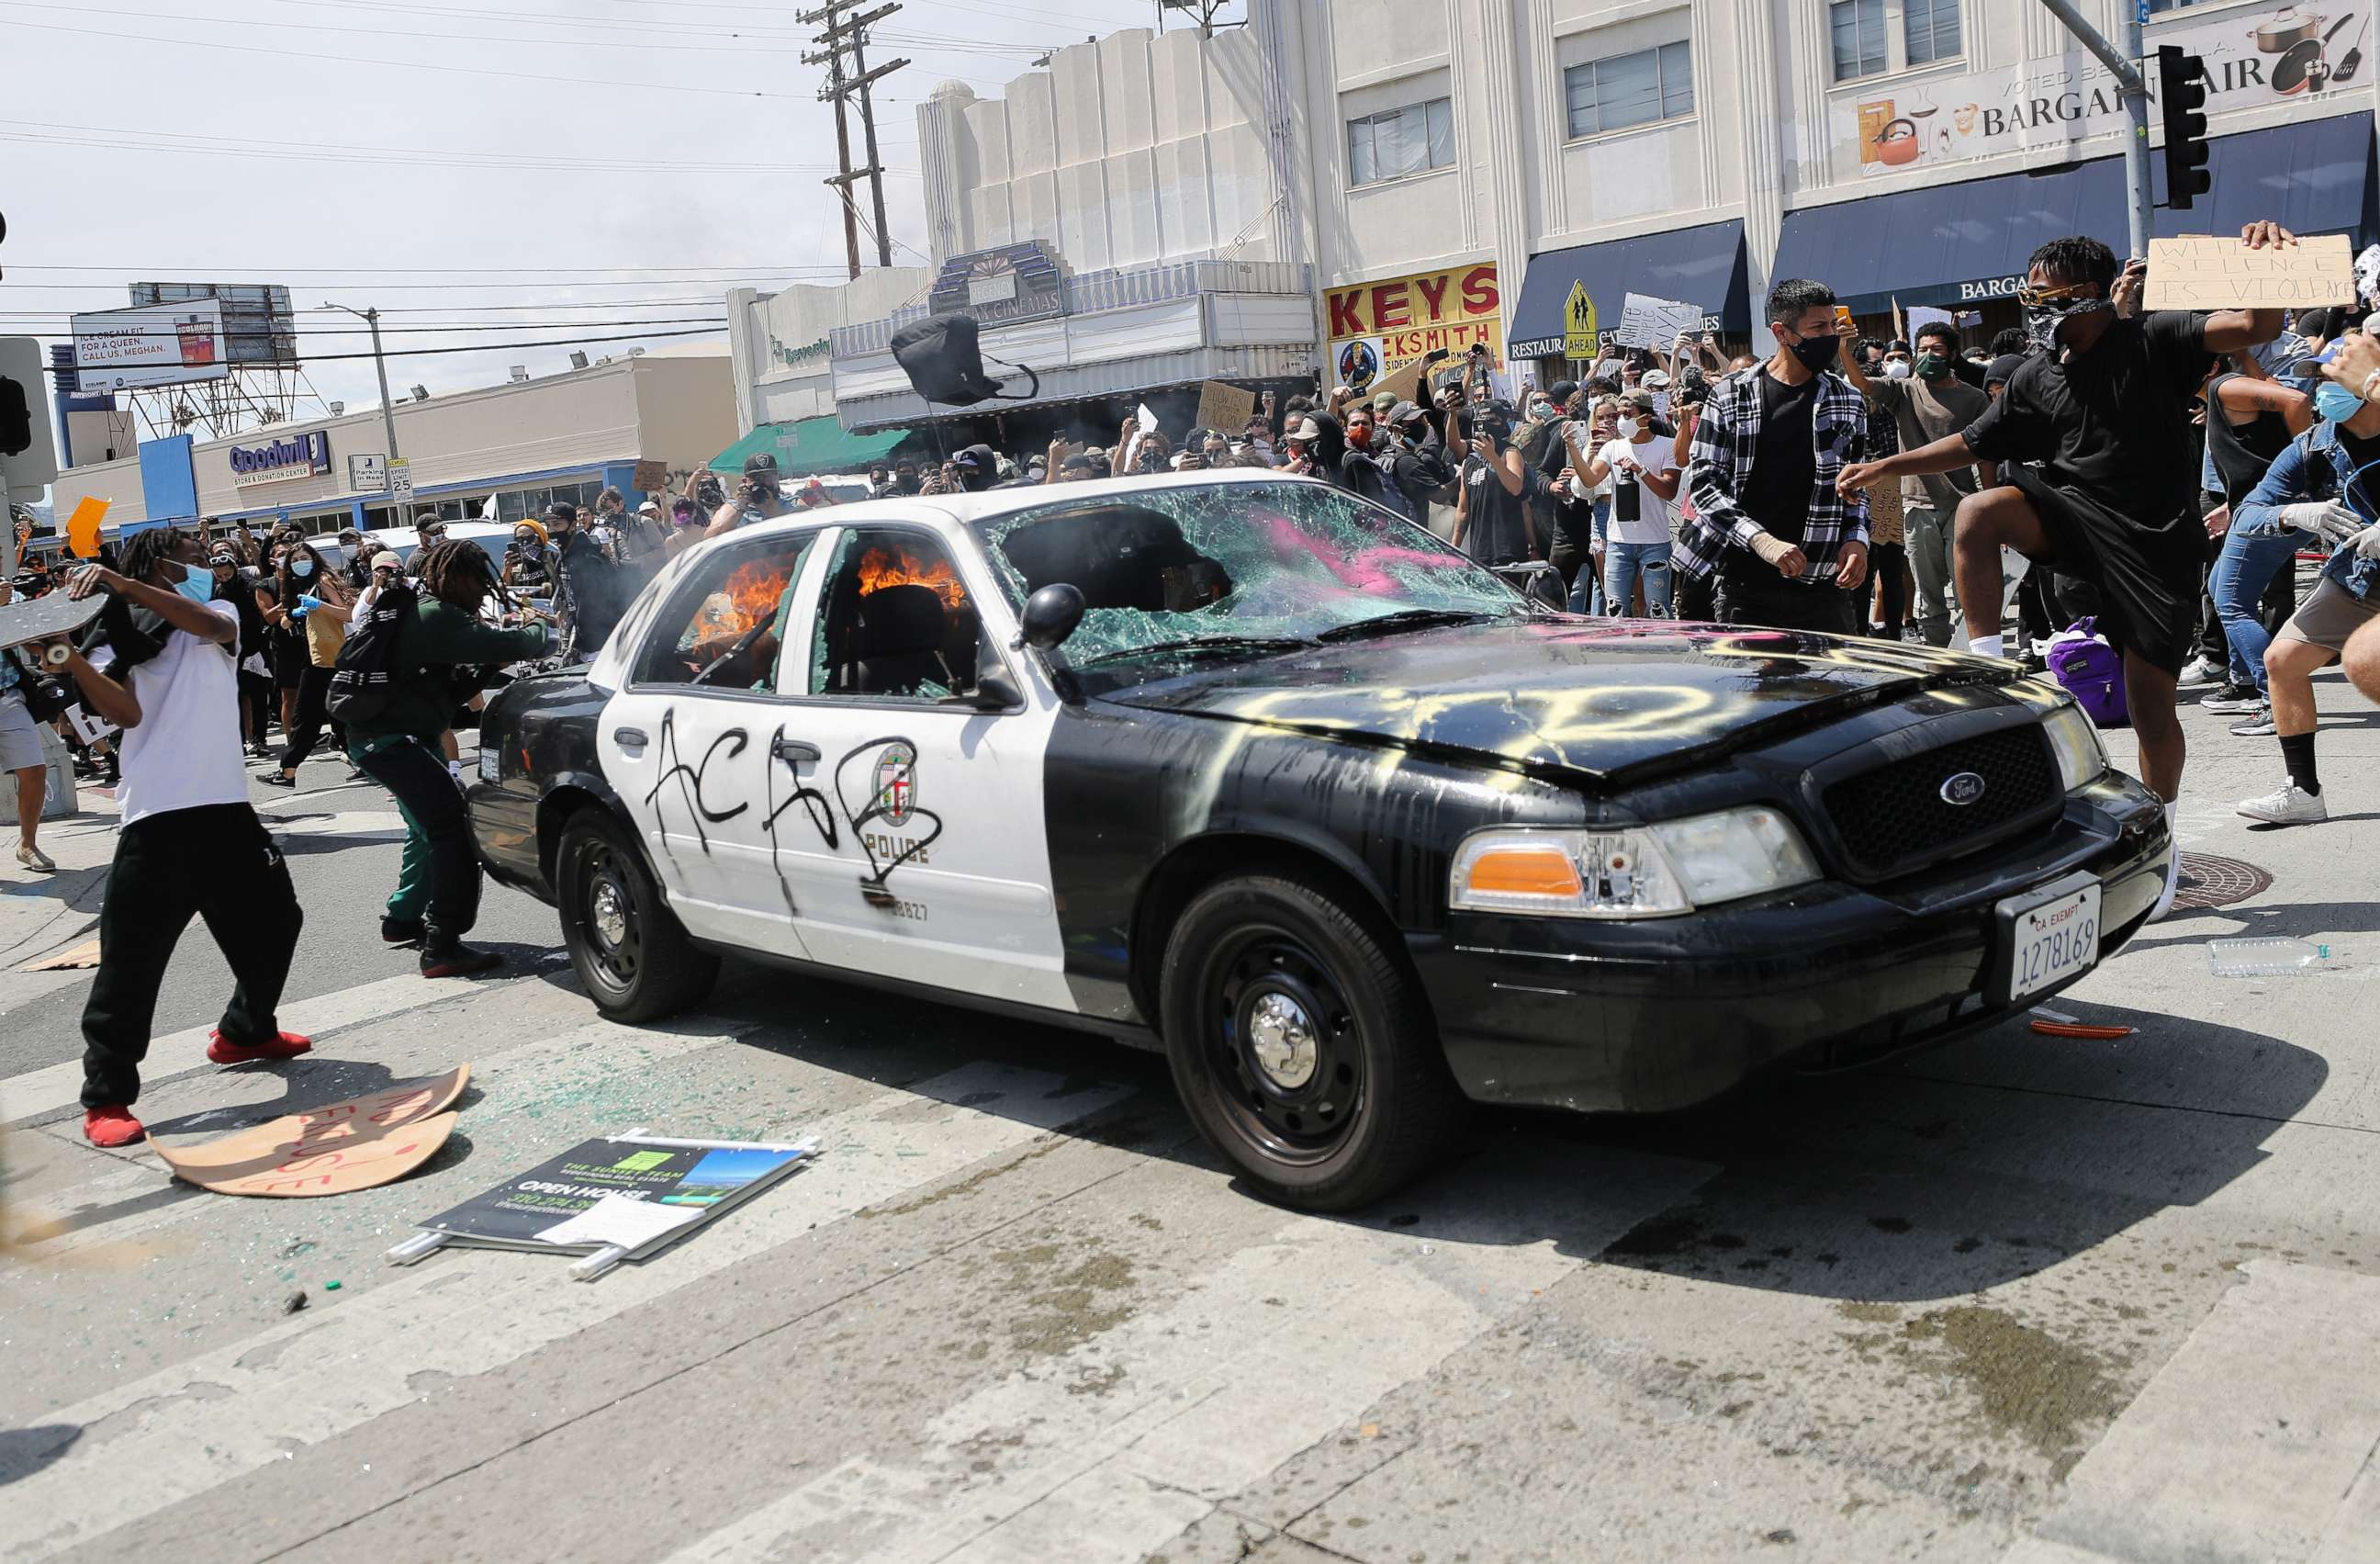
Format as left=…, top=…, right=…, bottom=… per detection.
left=1622, top=388, right=1658, bottom=413
left=1986, top=353, right=2025, bottom=388
left=1287, top=415, right=1323, bottom=443
left=1061, top=453, right=1094, bottom=474
left=742, top=453, right=780, bottom=478
left=637, top=500, right=659, bottom=516
left=1370, top=390, right=1397, bottom=413
left=1641, top=369, right=1672, bottom=390
left=951, top=449, right=983, bottom=470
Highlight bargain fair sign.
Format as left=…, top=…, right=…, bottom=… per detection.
left=1325, top=263, right=1501, bottom=390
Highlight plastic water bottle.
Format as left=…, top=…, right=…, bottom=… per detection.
left=2207, top=938, right=2337, bottom=978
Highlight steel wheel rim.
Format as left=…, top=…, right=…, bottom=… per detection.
left=579, top=843, right=642, bottom=993
left=1202, top=924, right=1365, bottom=1166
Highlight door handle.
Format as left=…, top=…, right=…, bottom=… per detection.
left=771, top=737, right=821, bottom=764
left=612, top=726, right=648, bottom=751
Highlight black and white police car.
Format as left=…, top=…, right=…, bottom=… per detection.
left=466, top=469, right=2167, bottom=1210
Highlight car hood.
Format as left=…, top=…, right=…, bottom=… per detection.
left=1096, top=619, right=2026, bottom=785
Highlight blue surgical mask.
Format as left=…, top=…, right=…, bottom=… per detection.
left=175, top=561, right=216, bottom=605
left=290, top=557, right=315, bottom=579
left=2316, top=382, right=2365, bottom=423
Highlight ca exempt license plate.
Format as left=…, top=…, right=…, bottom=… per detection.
left=1992, top=875, right=2101, bottom=1007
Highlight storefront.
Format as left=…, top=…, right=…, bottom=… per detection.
left=49, top=347, right=736, bottom=537
left=1506, top=219, right=1752, bottom=378
left=1774, top=115, right=2378, bottom=344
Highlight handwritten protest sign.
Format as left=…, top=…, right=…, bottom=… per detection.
left=1193, top=380, right=1256, bottom=436
left=2143, top=234, right=2354, bottom=311
left=151, top=1066, right=468, bottom=1198
left=1610, top=293, right=1703, bottom=350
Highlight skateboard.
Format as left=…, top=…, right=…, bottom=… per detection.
left=0, top=591, right=106, bottom=669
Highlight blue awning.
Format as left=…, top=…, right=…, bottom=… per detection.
left=1508, top=219, right=1751, bottom=357
left=1775, top=113, right=2379, bottom=316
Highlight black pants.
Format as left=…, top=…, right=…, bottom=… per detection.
left=355, top=737, right=481, bottom=944
left=1712, top=567, right=1858, bottom=635
left=239, top=670, right=275, bottom=748
left=278, top=663, right=342, bottom=771
left=2017, top=570, right=2057, bottom=640
left=1869, top=542, right=1907, bottom=638
left=80, top=804, right=303, bottom=1109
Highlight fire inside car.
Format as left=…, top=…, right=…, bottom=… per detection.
left=809, top=528, right=987, bottom=699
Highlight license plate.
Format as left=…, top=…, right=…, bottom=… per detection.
left=1994, top=880, right=2101, bottom=1005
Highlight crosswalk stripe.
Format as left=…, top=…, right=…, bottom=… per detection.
left=0, top=1061, right=1136, bottom=1564
left=2, top=971, right=516, bottom=1127
left=664, top=1146, right=1717, bottom=1564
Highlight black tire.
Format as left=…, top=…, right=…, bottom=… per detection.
left=556, top=806, right=718, bottom=1022
left=1159, top=872, right=1466, bottom=1211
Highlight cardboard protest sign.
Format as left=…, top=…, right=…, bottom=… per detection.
left=151, top=1066, right=468, bottom=1198
left=1610, top=293, right=1702, bottom=350
left=1193, top=380, right=1256, bottom=436
left=632, top=458, right=668, bottom=492
left=2143, top=234, right=2354, bottom=311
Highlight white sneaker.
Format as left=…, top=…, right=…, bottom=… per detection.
left=14, top=842, right=55, bottom=873
left=2177, top=654, right=2224, bottom=689
left=2236, top=781, right=2329, bottom=827
left=2149, top=836, right=2181, bottom=921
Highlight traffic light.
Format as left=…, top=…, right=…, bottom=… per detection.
left=2158, top=46, right=2211, bottom=210
left=0, top=338, right=60, bottom=488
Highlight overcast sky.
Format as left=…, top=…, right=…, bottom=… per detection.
left=2, top=0, right=1199, bottom=478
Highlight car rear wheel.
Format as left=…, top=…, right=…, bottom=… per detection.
left=556, top=806, right=718, bottom=1022
left=1159, top=872, right=1465, bottom=1211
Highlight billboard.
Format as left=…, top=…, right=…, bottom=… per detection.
left=71, top=299, right=231, bottom=393
left=127, top=282, right=298, bottom=366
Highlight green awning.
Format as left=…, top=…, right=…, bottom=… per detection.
left=712, top=416, right=907, bottom=475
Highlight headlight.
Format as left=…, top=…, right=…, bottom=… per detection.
left=2041, top=704, right=2105, bottom=792
left=1450, top=808, right=1819, bottom=919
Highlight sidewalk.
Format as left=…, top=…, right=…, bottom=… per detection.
left=0, top=782, right=121, bottom=1011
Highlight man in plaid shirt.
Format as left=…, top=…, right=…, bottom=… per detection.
left=1674, top=278, right=1873, bottom=633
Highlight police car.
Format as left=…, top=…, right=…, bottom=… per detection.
left=466, top=470, right=2169, bottom=1210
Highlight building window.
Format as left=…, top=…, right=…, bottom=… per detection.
left=2147, top=0, right=2211, bottom=11
left=1903, top=0, right=1961, bottom=65
left=1831, top=0, right=1887, bottom=81
left=1564, top=40, right=1694, bottom=139
left=1346, top=98, right=1454, bottom=188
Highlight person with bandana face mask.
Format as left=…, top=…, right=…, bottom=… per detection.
left=1836, top=222, right=2296, bottom=919
left=1335, top=407, right=1398, bottom=513
left=1672, top=277, right=1873, bottom=633
left=1841, top=321, right=1993, bottom=646
left=56, top=527, right=309, bottom=1147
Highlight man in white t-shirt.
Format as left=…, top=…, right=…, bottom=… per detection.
left=62, top=527, right=308, bottom=1148
left=1566, top=389, right=1682, bottom=616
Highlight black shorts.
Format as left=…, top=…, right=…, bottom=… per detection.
left=2006, top=467, right=2201, bottom=675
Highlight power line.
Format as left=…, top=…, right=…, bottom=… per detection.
left=0, top=17, right=799, bottom=98
left=0, top=125, right=918, bottom=178
left=20, top=326, right=730, bottom=372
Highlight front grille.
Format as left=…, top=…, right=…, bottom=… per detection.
left=1821, top=726, right=2060, bottom=881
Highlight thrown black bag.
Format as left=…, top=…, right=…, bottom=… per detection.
left=888, top=312, right=1041, bottom=406
left=327, top=580, right=417, bottom=724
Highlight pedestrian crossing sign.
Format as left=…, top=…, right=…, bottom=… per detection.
left=1564, top=282, right=1598, bottom=359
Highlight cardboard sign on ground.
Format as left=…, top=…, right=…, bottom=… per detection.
left=151, top=1065, right=469, bottom=1197
left=2143, top=234, right=2355, bottom=311
left=1192, top=381, right=1256, bottom=437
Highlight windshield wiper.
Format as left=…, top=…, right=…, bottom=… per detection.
left=1078, top=634, right=1315, bottom=668
left=1314, top=608, right=1502, bottom=642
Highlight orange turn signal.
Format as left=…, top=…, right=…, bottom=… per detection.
left=1462, top=846, right=1583, bottom=900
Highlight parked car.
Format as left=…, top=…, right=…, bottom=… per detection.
left=465, top=471, right=2167, bottom=1210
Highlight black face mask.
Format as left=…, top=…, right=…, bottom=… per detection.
left=1784, top=331, right=1841, bottom=375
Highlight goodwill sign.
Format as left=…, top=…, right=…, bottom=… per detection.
left=229, top=429, right=331, bottom=488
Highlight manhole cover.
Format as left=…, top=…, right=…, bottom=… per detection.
left=2172, top=852, right=2271, bottom=911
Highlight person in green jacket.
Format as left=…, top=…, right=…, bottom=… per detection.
left=346, top=539, right=550, bottom=978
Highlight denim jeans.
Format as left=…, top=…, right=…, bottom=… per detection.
left=1605, top=540, right=1673, bottom=617
left=2208, top=522, right=2313, bottom=694
left=1567, top=498, right=1611, bottom=613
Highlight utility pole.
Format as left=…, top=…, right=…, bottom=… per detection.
left=802, top=2, right=908, bottom=277
left=323, top=301, right=399, bottom=459
left=2035, top=0, right=2155, bottom=263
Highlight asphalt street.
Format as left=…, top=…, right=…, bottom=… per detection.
left=4, top=674, right=2379, bottom=1563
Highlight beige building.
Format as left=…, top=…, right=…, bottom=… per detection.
left=52, top=345, right=736, bottom=536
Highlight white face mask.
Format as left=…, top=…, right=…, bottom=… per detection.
left=1883, top=360, right=1913, bottom=379
left=1615, top=417, right=1639, bottom=440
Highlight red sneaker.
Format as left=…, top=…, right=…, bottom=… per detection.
left=84, top=1105, right=146, bottom=1147
left=206, top=1030, right=314, bottom=1065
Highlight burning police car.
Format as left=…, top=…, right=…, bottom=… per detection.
left=466, top=470, right=2167, bottom=1210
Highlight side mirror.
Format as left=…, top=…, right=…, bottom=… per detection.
left=1019, top=582, right=1085, bottom=650
left=942, top=669, right=1023, bottom=712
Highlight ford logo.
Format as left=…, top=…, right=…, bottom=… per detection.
left=1939, top=771, right=1988, bottom=807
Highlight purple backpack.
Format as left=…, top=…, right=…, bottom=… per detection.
left=2045, top=618, right=2128, bottom=727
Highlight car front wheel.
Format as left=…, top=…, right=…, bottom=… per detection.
left=556, top=806, right=718, bottom=1022
left=1159, top=872, right=1465, bottom=1211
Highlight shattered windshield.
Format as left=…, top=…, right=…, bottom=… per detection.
left=971, top=480, right=1524, bottom=690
